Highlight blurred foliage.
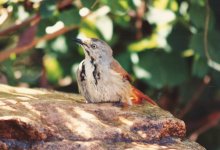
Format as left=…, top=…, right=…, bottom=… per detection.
left=0, top=0, right=220, bottom=149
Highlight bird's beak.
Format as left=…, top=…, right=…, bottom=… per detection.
left=74, top=38, right=89, bottom=47
left=74, top=38, right=84, bottom=45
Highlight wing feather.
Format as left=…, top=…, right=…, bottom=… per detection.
left=110, top=59, right=132, bottom=82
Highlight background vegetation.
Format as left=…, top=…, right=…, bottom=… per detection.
left=0, top=0, right=220, bottom=149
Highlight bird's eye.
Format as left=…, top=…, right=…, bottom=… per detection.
left=91, top=44, right=97, bottom=49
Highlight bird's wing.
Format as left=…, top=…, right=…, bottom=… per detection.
left=110, top=59, right=132, bottom=82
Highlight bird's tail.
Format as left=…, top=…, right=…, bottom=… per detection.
left=131, top=86, right=157, bottom=106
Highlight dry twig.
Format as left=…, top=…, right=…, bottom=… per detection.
left=0, top=14, right=40, bottom=36
left=135, top=0, right=146, bottom=39
left=0, top=25, right=78, bottom=62
left=178, top=76, right=211, bottom=119
left=189, top=111, right=220, bottom=141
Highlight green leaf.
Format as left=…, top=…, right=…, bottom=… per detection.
left=114, top=15, right=130, bottom=28
left=137, top=51, right=188, bottom=88
left=189, top=3, right=215, bottom=30
left=211, top=70, right=220, bottom=87
left=59, top=9, right=81, bottom=26
left=19, top=67, right=41, bottom=85
left=39, top=1, right=57, bottom=19
left=37, top=18, right=57, bottom=37
left=103, top=0, right=130, bottom=15
left=190, top=0, right=205, bottom=6
left=0, top=60, right=17, bottom=85
left=192, top=56, right=209, bottom=78
left=190, top=31, right=220, bottom=63
left=81, top=0, right=97, bottom=8
left=190, top=32, right=205, bottom=56
left=167, top=22, right=191, bottom=52
left=115, top=51, right=132, bottom=73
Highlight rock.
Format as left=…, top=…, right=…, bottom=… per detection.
left=0, top=84, right=205, bottom=150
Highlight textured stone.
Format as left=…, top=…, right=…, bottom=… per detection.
left=0, top=84, right=205, bottom=150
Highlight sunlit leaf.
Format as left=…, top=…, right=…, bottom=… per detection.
left=43, top=55, right=63, bottom=83
left=79, top=20, right=100, bottom=38
left=96, top=15, right=113, bottom=41
left=147, top=8, right=176, bottom=24
left=128, top=35, right=158, bottom=52
left=0, top=0, right=7, bottom=5
left=51, top=36, right=68, bottom=54
left=17, top=5, right=29, bottom=21
left=153, top=0, right=169, bottom=9
left=182, top=49, right=194, bottom=57
left=168, top=0, right=178, bottom=11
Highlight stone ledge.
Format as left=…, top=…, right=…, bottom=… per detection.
left=0, top=84, right=205, bottom=150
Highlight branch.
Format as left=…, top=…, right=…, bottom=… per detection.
left=135, top=0, right=145, bottom=39
left=91, top=0, right=99, bottom=9
left=189, top=111, right=220, bottom=141
left=204, top=0, right=220, bottom=71
left=178, top=76, right=211, bottom=119
left=0, top=14, right=41, bottom=36
left=204, top=0, right=210, bottom=60
left=0, top=26, right=78, bottom=62
left=57, top=0, right=74, bottom=10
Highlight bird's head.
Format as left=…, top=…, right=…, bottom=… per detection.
left=75, top=37, right=113, bottom=63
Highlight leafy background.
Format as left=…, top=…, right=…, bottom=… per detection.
left=0, top=0, right=220, bottom=149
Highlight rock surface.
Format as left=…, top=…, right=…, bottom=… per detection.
left=0, top=84, right=205, bottom=150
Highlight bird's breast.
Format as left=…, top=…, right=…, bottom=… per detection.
left=82, top=61, right=131, bottom=102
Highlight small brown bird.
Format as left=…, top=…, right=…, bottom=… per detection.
left=75, top=37, right=157, bottom=106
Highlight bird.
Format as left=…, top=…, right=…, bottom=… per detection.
left=75, top=37, right=157, bottom=106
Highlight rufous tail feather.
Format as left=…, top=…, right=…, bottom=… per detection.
left=131, top=86, right=157, bottom=106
